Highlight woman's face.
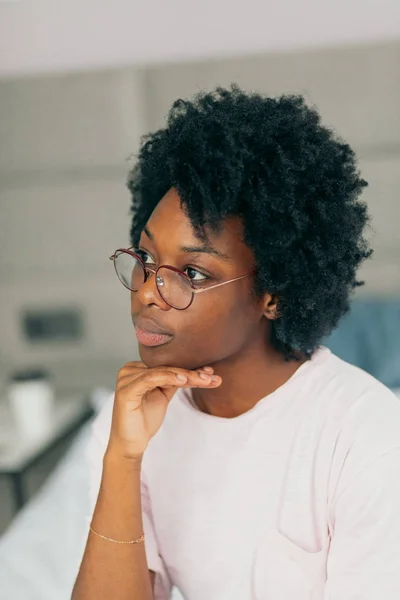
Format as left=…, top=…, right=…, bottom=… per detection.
left=131, top=187, right=269, bottom=370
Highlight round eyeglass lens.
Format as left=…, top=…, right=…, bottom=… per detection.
left=114, top=251, right=145, bottom=291
left=155, top=266, right=193, bottom=309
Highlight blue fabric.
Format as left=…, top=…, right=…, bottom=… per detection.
left=324, top=299, right=400, bottom=389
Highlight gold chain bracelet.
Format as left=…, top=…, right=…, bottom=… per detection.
left=89, top=524, right=145, bottom=545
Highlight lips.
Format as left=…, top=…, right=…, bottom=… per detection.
left=133, top=317, right=174, bottom=348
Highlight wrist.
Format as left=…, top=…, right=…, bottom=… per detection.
left=104, top=444, right=144, bottom=469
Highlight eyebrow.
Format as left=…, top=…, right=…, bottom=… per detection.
left=143, top=225, right=232, bottom=262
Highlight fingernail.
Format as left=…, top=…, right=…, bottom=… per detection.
left=176, top=374, right=187, bottom=382
left=201, top=366, right=213, bottom=373
left=211, top=375, right=220, bottom=382
left=199, top=372, right=211, bottom=380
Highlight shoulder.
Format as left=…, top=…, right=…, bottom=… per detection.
left=298, top=348, right=400, bottom=442
left=323, top=350, right=400, bottom=444
left=316, top=350, right=400, bottom=501
left=311, top=348, right=400, bottom=429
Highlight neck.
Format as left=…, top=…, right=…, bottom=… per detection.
left=192, top=336, right=308, bottom=418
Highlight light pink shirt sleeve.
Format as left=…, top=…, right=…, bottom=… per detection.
left=85, top=397, right=172, bottom=600
left=325, top=448, right=400, bottom=599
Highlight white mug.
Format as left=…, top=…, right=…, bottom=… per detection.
left=8, top=379, right=55, bottom=438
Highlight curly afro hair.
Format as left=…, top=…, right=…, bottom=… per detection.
left=127, top=84, right=372, bottom=359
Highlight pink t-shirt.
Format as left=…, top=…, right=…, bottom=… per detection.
left=86, top=347, right=400, bottom=599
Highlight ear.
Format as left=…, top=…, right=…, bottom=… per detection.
left=263, top=293, right=280, bottom=320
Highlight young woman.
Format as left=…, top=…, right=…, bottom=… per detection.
left=73, top=86, right=400, bottom=600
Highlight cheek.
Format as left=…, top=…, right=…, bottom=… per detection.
left=176, top=295, right=258, bottom=360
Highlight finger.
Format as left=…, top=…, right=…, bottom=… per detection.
left=126, top=370, right=192, bottom=400
left=120, top=361, right=148, bottom=370
left=118, top=365, right=220, bottom=390
left=198, top=366, right=214, bottom=373
left=117, top=369, right=146, bottom=385
left=157, top=366, right=216, bottom=382
left=118, top=366, right=207, bottom=385
left=117, top=362, right=148, bottom=380
left=160, top=368, right=219, bottom=386
left=122, top=369, right=221, bottom=396
left=120, top=363, right=214, bottom=377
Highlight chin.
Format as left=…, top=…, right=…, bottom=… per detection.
left=138, top=343, right=179, bottom=368
left=138, top=343, right=206, bottom=371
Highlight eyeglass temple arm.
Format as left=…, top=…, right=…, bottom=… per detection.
left=193, top=272, right=255, bottom=294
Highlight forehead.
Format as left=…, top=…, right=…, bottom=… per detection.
left=144, top=187, right=252, bottom=264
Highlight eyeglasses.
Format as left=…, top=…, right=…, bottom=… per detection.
left=109, top=247, right=256, bottom=311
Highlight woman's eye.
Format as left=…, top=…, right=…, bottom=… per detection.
left=136, top=250, right=155, bottom=265
left=184, top=267, right=209, bottom=283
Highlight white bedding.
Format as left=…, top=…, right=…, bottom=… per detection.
left=0, top=421, right=91, bottom=600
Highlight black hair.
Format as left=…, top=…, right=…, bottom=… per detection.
left=127, top=84, right=372, bottom=359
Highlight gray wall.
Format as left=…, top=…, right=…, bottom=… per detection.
left=0, top=69, right=148, bottom=387
left=0, top=40, right=399, bottom=385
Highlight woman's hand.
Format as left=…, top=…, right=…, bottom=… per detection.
left=106, top=361, right=221, bottom=460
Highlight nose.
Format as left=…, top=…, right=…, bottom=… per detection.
left=135, top=269, right=170, bottom=310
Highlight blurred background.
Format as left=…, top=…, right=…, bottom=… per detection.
left=0, top=1, right=399, bottom=598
